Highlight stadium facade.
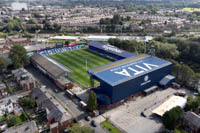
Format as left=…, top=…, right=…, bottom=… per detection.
left=88, top=42, right=174, bottom=107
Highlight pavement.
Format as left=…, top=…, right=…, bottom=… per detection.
left=102, top=88, right=178, bottom=133
left=26, top=66, right=107, bottom=133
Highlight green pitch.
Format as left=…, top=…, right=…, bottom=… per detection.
left=50, top=49, right=113, bottom=88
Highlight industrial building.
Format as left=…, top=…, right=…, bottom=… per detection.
left=88, top=41, right=136, bottom=60
left=152, top=95, right=186, bottom=116
left=88, top=54, right=173, bottom=106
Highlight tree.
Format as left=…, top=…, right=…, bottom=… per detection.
left=179, top=65, right=194, bottom=86
left=3, top=18, right=24, bottom=33
left=154, top=41, right=179, bottom=59
left=67, top=124, right=94, bottom=133
left=185, top=95, right=200, bottom=111
left=7, top=115, right=22, bottom=127
left=126, top=16, right=131, bottom=21
left=53, top=23, right=61, bottom=32
left=111, top=14, right=121, bottom=24
left=99, top=18, right=105, bottom=25
left=27, top=17, right=37, bottom=24
left=9, top=45, right=29, bottom=68
left=162, top=106, right=184, bottom=130
left=88, top=91, right=97, bottom=112
left=191, top=73, right=200, bottom=90
left=0, top=57, right=8, bottom=73
left=20, top=97, right=36, bottom=108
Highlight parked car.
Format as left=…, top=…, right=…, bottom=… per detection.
left=91, top=120, right=98, bottom=127
left=54, top=89, right=58, bottom=93
left=194, top=92, right=199, bottom=96
left=85, top=116, right=91, bottom=121
left=141, top=112, right=146, bottom=117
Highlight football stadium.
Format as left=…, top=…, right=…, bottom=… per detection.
left=31, top=41, right=174, bottom=107
left=50, top=49, right=113, bottom=88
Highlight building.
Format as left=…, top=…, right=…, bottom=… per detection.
left=50, top=36, right=79, bottom=41
left=31, top=87, right=73, bottom=133
left=183, top=111, right=200, bottom=133
left=12, top=68, right=37, bottom=90
left=11, top=2, right=28, bottom=11
left=0, top=98, right=15, bottom=116
left=6, top=37, right=31, bottom=46
left=4, top=121, right=38, bottom=133
left=88, top=41, right=136, bottom=60
left=0, top=82, right=7, bottom=98
left=0, top=90, right=30, bottom=116
left=31, top=53, right=72, bottom=90
left=152, top=96, right=186, bottom=117
left=83, top=36, right=116, bottom=42
left=88, top=54, right=173, bottom=106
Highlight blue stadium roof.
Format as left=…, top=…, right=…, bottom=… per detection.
left=88, top=55, right=172, bottom=86
left=88, top=41, right=136, bottom=58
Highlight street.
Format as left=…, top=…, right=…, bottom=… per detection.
left=27, top=66, right=107, bottom=133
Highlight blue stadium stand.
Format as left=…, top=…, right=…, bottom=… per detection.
left=88, top=54, right=173, bottom=105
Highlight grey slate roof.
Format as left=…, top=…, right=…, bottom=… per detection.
left=4, top=121, right=38, bottom=133
left=31, top=53, right=70, bottom=79
left=184, top=111, right=200, bottom=129
left=31, top=87, right=72, bottom=123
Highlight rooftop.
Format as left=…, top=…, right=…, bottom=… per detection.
left=31, top=87, right=72, bottom=122
left=88, top=41, right=136, bottom=58
left=184, top=111, right=200, bottom=128
left=4, top=121, right=38, bottom=133
left=88, top=55, right=172, bottom=86
left=152, top=95, right=186, bottom=116
left=31, top=53, right=71, bottom=79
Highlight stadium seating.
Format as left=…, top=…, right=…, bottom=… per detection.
left=33, top=44, right=86, bottom=56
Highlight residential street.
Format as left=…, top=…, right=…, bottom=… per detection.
left=27, top=66, right=107, bottom=133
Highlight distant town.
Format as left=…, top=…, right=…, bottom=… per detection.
left=0, top=0, right=200, bottom=133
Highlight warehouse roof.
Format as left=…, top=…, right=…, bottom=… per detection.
left=152, top=96, right=186, bottom=116
left=159, top=75, right=175, bottom=86
left=50, top=36, right=78, bottom=40
left=88, top=41, right=136, bottom=58
left=31, top=53, right=71, bottom=79
left=88, top=55, right=172, bottom=86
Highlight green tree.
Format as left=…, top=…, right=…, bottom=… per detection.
left=126, top=16, right=131, bottom=21
left=67, top=124, right=94, bottom=133
left=179, top=65, right=194, bottom=86
left=20, top=112, right=29, bottom=121
left=0, top=57, right=8, bottom=73
left=7, top=115, right=22, bottom=127
left=154, top=41, right=179, bottom=59
left=88, top=91, right=97, bottom=112
left=3, top=18, right=24, bottom=33
left=172, top=61, right=182, bottom=80
left=185, top=95, right=200, bottom=111
left=111, top=14, right=121, bottom=24
left=20, top=97, right=36, bottom=108
left=162, top=106, right=184, bottom=130
left=27, top=17, right=37, bottom=24
left=99, top=18, right=105, bottom=25
left=191, top=73, right=200, bottom=90
left=9, top=45, right=29, bottom=68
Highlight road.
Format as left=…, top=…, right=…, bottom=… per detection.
left=27, top=66, right=107, bottom=133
